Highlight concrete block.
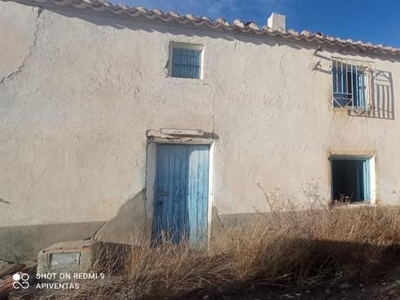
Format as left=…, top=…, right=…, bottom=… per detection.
left=37, top=240, right=130, bottom=276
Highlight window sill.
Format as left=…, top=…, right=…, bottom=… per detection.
left=165, top=76, right=207, bottom=85
left=332, top=107, right=349, bottom=113
left=330, top=201, right=376, bottom=210
left=332, top=106, right=370, bottom=111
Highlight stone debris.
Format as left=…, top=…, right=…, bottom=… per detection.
left=340, top=283, right=351, bottom=289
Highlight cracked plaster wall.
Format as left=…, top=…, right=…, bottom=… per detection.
left=2, top=1, right=400, bottom=259
left=0, top=4, right=40, bottom=82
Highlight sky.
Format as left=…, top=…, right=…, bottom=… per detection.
left=117, top=0, right=400, bottom=48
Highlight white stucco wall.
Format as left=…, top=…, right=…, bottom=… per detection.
left=1, top=0, right=400, bottom=232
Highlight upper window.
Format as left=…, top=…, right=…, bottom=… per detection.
left=170, top=43, right=203, bottom=79
left=332, top=59, right=372, bottom=109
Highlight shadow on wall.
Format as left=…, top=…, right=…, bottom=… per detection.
left=0, top=198, right=11, bottom=205
left=313, top=50, right=396, bottom=120
left=94, top=189, right=147, bottom=245
left=347, top=70, right=395, bottom=120
left=15, top=2, right=304, bottom=49
left=14, top=2, right=399, bottom=63
left=0, top=222, right=104, bottom=262
left=0, top=190, right=147, bottom=262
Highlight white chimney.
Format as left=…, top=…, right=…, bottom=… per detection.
left=267, top=13, right=286, bottom=31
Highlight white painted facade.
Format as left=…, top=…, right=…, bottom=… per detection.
left=1, top=0, right=400, bottom=259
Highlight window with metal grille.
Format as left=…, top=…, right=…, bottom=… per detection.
left=171, top=48, right=202, bottom=79
left=332, top=59, right=372, bottom=109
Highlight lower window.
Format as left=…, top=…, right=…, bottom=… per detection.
left=330, top=156, right=372, bottom=203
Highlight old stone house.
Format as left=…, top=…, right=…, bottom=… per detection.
left=1, top=0, right=399, bottom=261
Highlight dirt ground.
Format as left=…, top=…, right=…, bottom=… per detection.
left=6, top=272, right=400, bottom=300
left=5, top=261, right=400, bottom=300
left=176, top=265, right=400, bottom=300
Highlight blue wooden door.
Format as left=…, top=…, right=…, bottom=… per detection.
left=153, top=144, right=210, bottom=247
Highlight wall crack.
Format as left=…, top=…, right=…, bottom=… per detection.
left=0, top=7, right=42, bottom=85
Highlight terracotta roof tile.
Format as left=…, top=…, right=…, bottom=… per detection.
left=3, top=0, right=400, bottom=56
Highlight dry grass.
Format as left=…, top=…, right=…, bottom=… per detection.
left=32, top=203, right=400, bottom=300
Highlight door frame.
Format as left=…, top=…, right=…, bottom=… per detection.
left=145, top=140, right=214, bottom=247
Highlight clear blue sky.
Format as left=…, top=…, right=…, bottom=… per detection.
left=118, top=0, right=400, bottom=47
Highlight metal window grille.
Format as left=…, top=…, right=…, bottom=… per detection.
left=332, top=58, right=373, bottom=109
left=172, top=48, right=201, bottom=79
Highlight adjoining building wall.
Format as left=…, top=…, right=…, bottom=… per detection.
left=1, top=1, right=400, bottom=261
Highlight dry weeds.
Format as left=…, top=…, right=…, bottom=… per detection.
left=25, top=199, right=400, bottom=300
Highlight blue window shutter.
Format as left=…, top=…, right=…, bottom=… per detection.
left=172, top=48, right=202, bottom=79
left=363, top=160, right=370, bottom=201
left=332, top=59, right=368, bottom=109
left=172, top=49, right=181, bottom=78
left=332, top=64, right=337, bottom=92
